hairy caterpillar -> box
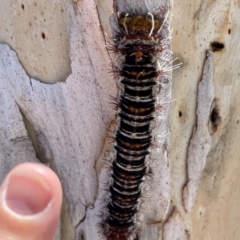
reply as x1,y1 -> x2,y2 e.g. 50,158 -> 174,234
98,7 -> 172,240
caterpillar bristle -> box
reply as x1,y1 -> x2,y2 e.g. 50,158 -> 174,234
98,220 -> 136,240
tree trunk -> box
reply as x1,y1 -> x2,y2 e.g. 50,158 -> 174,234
0,0 -> 240,239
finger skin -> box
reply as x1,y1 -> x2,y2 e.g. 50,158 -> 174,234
0,163 -> 62,240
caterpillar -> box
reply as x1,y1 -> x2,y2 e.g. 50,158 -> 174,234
99,8 -> 172,240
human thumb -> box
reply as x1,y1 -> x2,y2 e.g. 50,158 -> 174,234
0,163 -> 62,240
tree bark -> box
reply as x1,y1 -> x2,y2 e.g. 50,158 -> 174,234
1,0 -> 240,239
